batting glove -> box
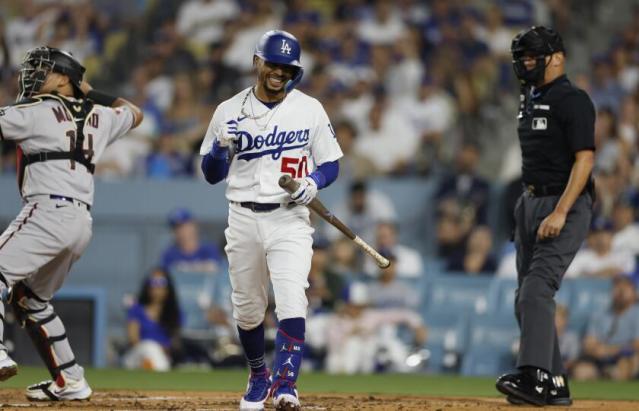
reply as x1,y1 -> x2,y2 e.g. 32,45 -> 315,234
218,120 -> 239,147
291,176 -> 318,205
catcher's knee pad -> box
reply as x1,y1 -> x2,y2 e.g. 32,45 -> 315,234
9,283 -> 77,381
0,271 -> 9,323
0,270 -> 9,291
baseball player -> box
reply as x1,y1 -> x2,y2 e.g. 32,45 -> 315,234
0,47 -> 143,400
200,30 -> 342,411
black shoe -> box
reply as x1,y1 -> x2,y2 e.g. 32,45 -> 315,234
507,373 -> 573,406
496,369 -> 548,406
547,374 -> 572,406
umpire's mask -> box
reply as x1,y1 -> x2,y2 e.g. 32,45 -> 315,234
511,26 -> 565,86
17,46 -> 85,101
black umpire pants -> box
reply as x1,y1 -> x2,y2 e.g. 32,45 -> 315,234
513,191 -> 592,374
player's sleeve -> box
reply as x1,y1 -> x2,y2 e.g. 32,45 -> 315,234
310,102 -> 343,165
563,90 -> 596,153
126,304 -> 144,323
200,106 -> 225,155
106,106 -> 136,145
0,105 -> 32,142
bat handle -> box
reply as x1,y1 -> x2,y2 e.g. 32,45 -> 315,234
279,175 -> 296,193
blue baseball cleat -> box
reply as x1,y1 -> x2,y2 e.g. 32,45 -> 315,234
271,380 -> 301,411
239,370 -> 271,411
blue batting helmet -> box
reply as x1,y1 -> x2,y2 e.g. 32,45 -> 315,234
254,30 -> 304,93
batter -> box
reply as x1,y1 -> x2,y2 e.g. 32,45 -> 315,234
200,30 -> 342,411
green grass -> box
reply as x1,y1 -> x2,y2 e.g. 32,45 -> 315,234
2,367 -> 638,401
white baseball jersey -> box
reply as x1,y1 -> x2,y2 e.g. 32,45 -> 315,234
0,94 -> 134,205
199,87 -> 343,203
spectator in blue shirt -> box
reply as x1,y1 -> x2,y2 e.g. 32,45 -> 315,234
123,268 -> 182,371
161,208 -> 223,275
572,276 -> 639,380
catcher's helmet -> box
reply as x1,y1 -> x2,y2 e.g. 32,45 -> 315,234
17,46 -> 86,100
254,30 -> 303,93
511,26 -> 564,86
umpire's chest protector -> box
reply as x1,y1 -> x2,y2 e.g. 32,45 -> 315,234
517,77 -> 580,182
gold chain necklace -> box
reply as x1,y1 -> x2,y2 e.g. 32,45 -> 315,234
240,87 -> 283,130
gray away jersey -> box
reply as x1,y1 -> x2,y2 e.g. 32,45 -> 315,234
0,94 -> 134,205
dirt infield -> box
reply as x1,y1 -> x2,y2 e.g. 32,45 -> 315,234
0,390 -> 638,410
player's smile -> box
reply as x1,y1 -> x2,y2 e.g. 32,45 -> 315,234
267,73 -> 287,89
259,61 -> 295,95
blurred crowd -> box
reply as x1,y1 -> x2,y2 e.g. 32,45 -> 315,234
0,0 -> 635,182
1,0 -> 639,378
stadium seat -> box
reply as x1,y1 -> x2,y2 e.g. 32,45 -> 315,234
556,281 -> 573,307
422,310 -> 469,351
487,277 -> 573,313
421,310 -> 469,373
461,313 -> 519,376
566,278 -> 612,316
461,346 -> 516,376
396,276 -> 422,291
423,276 -> 493,315
567,312 -> 590,336
422,256 -> 446,277
422,344 -> 446,374
487,278 -> 518,313
171,265 -> 231,332
173,271 -> 210,330
466,313 -> 519,352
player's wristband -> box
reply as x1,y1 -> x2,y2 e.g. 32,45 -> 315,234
86,89 -> 118,106
310,160 -> 339,189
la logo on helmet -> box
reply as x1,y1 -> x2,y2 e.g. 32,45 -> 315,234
281,39 -> 291,55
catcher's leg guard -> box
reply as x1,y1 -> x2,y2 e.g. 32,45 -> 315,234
0,272 -> 9,348
0,272 -> 18,381
9,282 -> 84,385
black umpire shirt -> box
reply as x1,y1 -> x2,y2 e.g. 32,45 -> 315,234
518,74 -> 596,186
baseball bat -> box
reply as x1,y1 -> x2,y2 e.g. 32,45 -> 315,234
279,175 -> 391,269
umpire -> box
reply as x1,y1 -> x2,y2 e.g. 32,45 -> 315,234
496,27 -> 595,406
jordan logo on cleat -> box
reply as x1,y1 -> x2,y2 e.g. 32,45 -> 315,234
283,356 -> 294,367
